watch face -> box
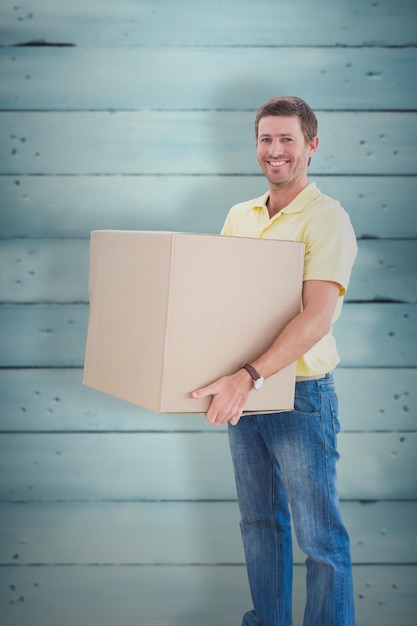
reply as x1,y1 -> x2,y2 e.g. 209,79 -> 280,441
254,377 -> 264,390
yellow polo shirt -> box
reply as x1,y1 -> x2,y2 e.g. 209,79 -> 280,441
221,182 -> 358,377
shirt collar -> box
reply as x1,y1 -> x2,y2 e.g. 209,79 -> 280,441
252,182 -> 320,216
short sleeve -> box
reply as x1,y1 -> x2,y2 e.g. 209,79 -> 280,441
303,204 -> 358,296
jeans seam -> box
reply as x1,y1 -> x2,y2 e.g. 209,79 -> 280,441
270,462 -> 282,625
270,459 -> 281,617
321,388 -> 346,624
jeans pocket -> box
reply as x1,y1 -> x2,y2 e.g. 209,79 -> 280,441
294,388 -> 321,416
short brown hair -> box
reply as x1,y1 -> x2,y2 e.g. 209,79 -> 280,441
255,96 -> 318,143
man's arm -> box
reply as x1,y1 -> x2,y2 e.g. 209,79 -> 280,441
191,279 -> 341,426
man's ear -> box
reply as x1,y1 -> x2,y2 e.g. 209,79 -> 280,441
307,136 -> 319,166
310,136 -> 319,155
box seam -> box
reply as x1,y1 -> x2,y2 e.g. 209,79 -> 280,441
159,233 -> 176,412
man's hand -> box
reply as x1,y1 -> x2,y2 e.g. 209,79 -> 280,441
191,368 -> 253,426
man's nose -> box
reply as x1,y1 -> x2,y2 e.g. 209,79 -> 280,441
268,139 -> 282,156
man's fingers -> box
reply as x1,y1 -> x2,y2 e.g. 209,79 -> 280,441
190,383 -> 216,399
229,414 -> 241,426
191,376 -> 244,426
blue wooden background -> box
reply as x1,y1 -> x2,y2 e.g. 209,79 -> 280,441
0,1 -> 416,625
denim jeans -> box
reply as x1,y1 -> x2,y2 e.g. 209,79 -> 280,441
228,374 -> 355,626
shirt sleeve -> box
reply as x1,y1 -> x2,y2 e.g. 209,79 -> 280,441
303,204 -> 358,296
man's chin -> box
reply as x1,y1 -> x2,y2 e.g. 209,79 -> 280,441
267,175 -> 292,187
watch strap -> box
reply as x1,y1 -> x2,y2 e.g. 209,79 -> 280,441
241,362 -> 262,383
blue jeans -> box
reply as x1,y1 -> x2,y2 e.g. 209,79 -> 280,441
228,374 -> 355,626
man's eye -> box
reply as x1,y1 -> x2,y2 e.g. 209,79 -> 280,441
260,137 -> 271,143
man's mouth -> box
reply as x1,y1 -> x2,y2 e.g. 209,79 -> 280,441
267,159 -> 289,167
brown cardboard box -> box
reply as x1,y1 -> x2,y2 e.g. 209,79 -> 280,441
83,231 -> 305,414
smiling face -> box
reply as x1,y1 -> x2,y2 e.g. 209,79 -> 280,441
257,115 -> 318,190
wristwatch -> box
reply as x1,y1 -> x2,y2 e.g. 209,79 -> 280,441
241,363 -> 265,390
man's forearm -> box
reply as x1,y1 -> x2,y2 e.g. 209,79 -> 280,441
251,306 -> 332,379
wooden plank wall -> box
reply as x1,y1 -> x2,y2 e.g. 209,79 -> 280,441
0,1 -> 416,624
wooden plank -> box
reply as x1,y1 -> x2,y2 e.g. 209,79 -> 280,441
334,368 -> 416,432
334,304 -> 417,367
0,304 -> 88,368
0,432 -> 415,501
353,566 -> 417,626
1,174 -> 258,238
0,368 -> 415,433
351,240 -> 417,303
1,175 -> 416,239
320,177 -> 417,240
0,0 -> 415,46
2,47 -> 416,111
0,367 -> 208,432
0,501 -> 415,565
0,303 -> 416,368
1,111 -> 416,175
0,564 -> 415,626
2,239 -> 416,304
0,564 -> 251,626
0,239 -> 90,303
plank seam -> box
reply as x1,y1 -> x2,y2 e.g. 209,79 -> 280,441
1,108 -> 417,113
5,43 -> 417,50
1,173 -> 417,178
0,498 -> 414,504
0,429 -> 415,435
0,561 -> 415,567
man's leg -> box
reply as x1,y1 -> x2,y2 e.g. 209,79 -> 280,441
228,414 -> 294,626
257,375 -> 355,626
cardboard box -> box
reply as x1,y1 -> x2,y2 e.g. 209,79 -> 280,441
83,231 -> 305,414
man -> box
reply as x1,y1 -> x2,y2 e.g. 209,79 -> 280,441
192,97 -> 357,626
